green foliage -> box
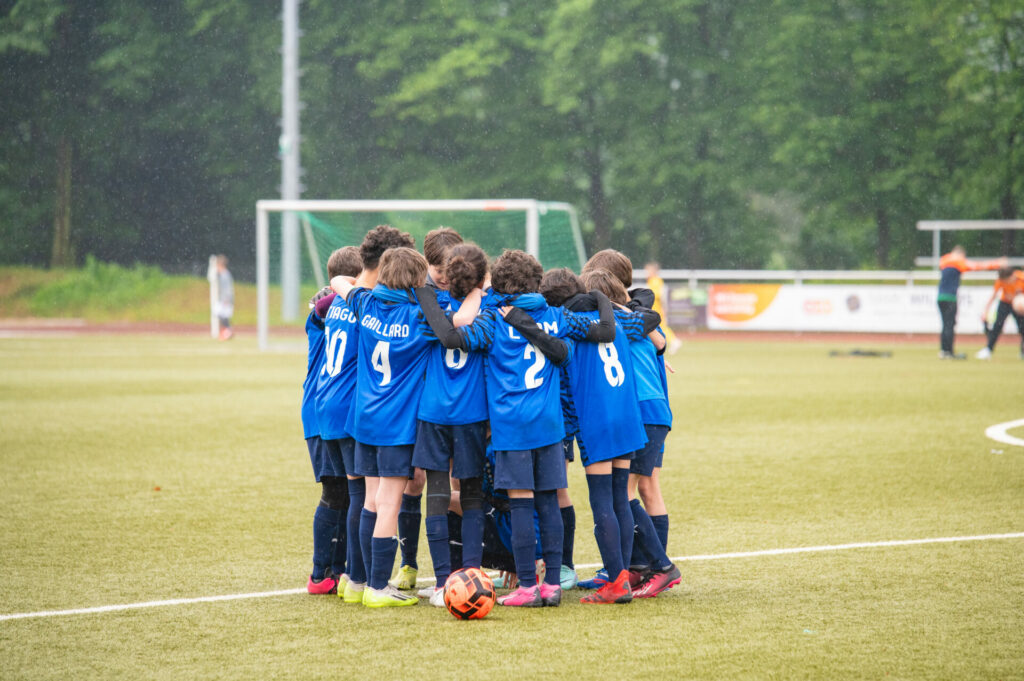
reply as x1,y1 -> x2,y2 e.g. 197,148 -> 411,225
29,255 -> 170,315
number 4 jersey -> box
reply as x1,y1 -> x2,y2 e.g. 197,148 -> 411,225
343,285 -> 438,446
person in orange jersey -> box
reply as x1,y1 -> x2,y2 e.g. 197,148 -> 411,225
976,267 -> 1024,360
936,246 -> 1005,359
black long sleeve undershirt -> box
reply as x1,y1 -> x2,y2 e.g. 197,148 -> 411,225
501,307 -> 570,365
415,286 -> 466,350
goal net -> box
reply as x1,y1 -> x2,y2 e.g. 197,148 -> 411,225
255,199 -> 587,350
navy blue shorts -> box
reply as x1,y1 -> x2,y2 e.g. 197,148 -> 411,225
354,441 -> 414,479
575,433 -> 635,468
412,420 -> 487,479
562,437 -> 575,463
307,436 -> 347,482
340,439 -> 358,478
630,424 -> 670,476
494,442 -> 567,492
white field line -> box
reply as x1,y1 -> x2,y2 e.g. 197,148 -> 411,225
985,419 -> 1024,448
3,531 -> 1023,622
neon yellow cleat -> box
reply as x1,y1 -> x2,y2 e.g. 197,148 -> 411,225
334,573 -> 350,599
389,565 -> 418,590
341,580 -> 365,604
363,585 -> 418,608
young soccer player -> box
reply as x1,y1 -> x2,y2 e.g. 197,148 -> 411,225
419,249 -> 615,607
391,226 -> 467,590
583,249 -> 680,597
406,243 -> 490,606
328,226 -> 416,605
976,267 -> 1024,359
332,246 -> 467,607
936,246 -> 1006,359
580,268 -> 681,599
305,246 -> 364,597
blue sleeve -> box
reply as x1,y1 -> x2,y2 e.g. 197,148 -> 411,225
458,308 -> 496,351
614,309 -> 646,342
347,287 -> 369,319
561,309 -> 596,341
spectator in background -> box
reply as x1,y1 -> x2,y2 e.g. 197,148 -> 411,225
644,262 -> 681,354
976,266 -> 1024,360
936,246 -> 1005,359
216,255 -> 234,341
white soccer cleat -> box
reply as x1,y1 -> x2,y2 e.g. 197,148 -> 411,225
975,347 -> 992,360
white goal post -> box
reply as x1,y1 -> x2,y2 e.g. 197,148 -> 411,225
255,198 -> 586,351
916,220 -> 1024,267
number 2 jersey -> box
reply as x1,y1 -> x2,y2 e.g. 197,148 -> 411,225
343,285 -> 438,446
458,292 -> 597,452
417,291 -> 488,426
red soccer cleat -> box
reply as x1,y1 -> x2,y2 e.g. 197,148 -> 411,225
307,570 -> 339,595
580,569 -> 632,604
632,564 -> 682,598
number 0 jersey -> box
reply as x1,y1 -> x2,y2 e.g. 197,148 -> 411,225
568,309 -> 648,463
344,285 -> 437,446
417,292 -> 488,425
315,295 -> 360,440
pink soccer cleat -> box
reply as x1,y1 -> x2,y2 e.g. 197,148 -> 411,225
497,585 -> 542,607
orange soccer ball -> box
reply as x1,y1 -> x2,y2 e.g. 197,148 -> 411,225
443,568 -> 496,620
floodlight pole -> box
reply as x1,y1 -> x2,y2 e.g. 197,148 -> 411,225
280,0 -> 302,321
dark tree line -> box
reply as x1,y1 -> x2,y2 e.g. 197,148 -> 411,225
1,0 -> 1021,279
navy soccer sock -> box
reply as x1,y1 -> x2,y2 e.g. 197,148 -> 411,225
369,536 -> 399,591
425,515 -> 451,588
585,473 -> 624,578
346,479 -> 367,583
560,505 -> 576,569
509,497 -> 538,588
611,468 -> 633,573
359,508 -> 377,587
398,493 -> 421,569
630,532 -> 651,569
461,508 -> 484,569
630,498 -> 672,570
651,514 -> 669,551
534,491 -> 563,587
312,505 -> 342,580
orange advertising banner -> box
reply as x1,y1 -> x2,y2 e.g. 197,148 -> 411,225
707,284 -> 782,322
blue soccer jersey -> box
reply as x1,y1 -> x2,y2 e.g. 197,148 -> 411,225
459,293 -> 594,451
418,293 -> 488,425
567,309 -> 648,462
343,285 -> 437,446
630,329 -> 673,428
302,311 -> 327,439
315,295 -> 361,440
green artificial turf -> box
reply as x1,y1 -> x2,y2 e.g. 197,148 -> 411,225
1,334 -> 1021,680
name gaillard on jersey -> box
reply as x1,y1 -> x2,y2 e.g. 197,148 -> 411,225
360,313 -> 410,338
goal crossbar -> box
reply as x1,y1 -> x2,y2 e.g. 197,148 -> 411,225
916,220 -> 1024,269
255,198 -> 585,351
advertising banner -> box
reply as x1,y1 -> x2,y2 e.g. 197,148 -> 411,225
707,284 -> 992,333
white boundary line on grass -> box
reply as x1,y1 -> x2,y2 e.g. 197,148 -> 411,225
3,531 -> 1023,622
985,419 -> 1024,448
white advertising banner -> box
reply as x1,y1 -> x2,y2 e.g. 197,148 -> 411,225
707,284 -> 992,333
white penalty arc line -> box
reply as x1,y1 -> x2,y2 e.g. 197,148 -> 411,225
3,531 -> 1023,622
985,419 -> 1024,448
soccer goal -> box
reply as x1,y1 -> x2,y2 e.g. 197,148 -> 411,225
255,199 -> 587,350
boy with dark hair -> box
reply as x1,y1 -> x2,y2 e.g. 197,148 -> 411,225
423,226 -> 464,290
976,267 -> 1024,359
303,246 -> 362,595
419,249 -> 616,607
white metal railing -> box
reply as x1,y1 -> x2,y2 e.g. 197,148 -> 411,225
632,269 -> 999,288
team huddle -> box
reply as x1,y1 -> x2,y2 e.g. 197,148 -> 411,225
301,225 -> 679,609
